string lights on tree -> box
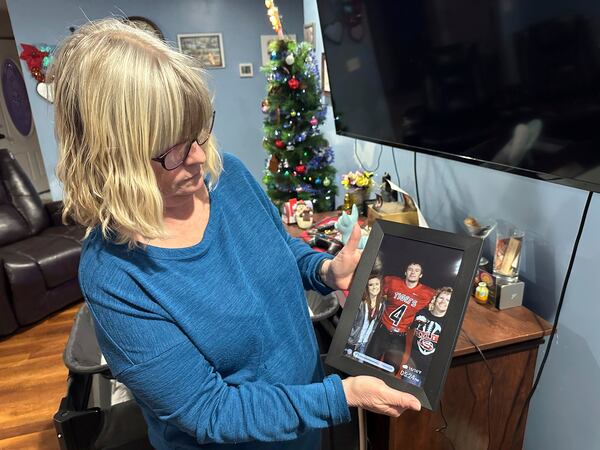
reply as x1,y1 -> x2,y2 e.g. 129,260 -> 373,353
260,1 -> 337,212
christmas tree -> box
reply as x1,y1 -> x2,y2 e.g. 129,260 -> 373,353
260,39 -> 337,212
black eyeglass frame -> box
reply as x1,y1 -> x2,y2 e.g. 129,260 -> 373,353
151,110 -> 216,171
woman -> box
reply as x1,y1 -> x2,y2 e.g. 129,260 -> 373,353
347,273 -> 385,354
399,287 -> 453,385
51,19 -> 420,449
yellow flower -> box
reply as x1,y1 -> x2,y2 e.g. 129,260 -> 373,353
341,170 -> 375,190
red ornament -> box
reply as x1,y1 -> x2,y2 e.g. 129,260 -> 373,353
275,139 -> 285,149
288,76 -> 300,90
19,44 -> 48,72
295,164 -> 306,174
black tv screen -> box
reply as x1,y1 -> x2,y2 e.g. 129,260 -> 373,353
317,0 -> 600,192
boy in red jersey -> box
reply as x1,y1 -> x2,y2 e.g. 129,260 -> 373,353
366,263 -> 435,372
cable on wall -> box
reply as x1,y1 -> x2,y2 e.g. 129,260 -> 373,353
354,140 -> 383,173
510,190 -> 593,449
413,151 -> 421,208
391,147 -> 401,186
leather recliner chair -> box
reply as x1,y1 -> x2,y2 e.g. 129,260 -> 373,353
0,149 -> 85,337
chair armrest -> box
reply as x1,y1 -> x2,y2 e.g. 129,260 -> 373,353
0,260 -> 19,336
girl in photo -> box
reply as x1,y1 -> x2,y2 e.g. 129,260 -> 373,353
347,272 -> 386,355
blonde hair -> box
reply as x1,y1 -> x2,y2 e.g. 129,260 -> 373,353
429,287 -> 453,311
51,18 -> 222,246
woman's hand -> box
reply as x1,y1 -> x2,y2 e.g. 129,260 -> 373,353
342,376 -> 421,417
320,223 -> 362,290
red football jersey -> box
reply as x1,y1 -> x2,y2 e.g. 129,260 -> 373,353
380,276 -> 435,333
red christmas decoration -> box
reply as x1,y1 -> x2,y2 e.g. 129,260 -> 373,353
295,164 -> 306,174
287,76 -> 300,90
30,67 -> 44,82
19,44 -> 48,72
275,139 -> 285,149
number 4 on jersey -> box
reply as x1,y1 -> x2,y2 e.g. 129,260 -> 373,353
389,304 -> 407,327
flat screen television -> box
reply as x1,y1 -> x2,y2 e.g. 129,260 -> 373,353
317,0 -> 600,192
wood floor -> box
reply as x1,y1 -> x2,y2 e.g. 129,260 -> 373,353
0,302 -> 82,450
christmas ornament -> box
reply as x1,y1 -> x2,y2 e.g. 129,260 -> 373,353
315,177 -> 322,185
261,99 -> 269,113
290,110 -> 296,117
19,43 -> 55,83
288,77 -> 300,90
283,159 -> 290,168
323,177 -> 331,187
295,164 -> 306,174
310,116 -> 318,126
286,144 -> 295,151
268,155 -> 279,173
275,139 -> 285,149
285,53 -> 295,65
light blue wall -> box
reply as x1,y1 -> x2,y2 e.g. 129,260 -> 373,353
304,0 -> 599,449
6,0 -> 304,199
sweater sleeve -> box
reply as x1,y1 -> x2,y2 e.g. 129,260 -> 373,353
226,154 -> 334,294
87,299 -> 350,445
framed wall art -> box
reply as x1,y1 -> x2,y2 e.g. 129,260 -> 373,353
303,23 -> 316,47
177,33 -> 225,69
239,63 -> 253,78
326,220 -> 482,410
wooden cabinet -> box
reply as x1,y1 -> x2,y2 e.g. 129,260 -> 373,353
368,301 -> 552,450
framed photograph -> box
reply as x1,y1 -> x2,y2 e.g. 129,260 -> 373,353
177,33 -> 225,69
260,34 -> 297,66
321,53 -> 330,94
326,220 -> 482,410
239,63 -> 253,78
304,22 -> 316,47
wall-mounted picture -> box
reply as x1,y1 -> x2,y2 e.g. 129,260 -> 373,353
177,33 -> 225,69
321,53 -> 330,94
304,23 -> 316,47
239,63 -> 253,78
260,34 -> 296,66
326,220 -> 482,410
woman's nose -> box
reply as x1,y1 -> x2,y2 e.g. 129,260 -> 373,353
185,141 -> 206,164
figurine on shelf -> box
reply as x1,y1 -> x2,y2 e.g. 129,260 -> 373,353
381,173 -> 398,203
294,200 -> 314,229
335,204 -> 369,249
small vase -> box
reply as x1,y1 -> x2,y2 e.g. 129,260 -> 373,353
347,188 -> 368,214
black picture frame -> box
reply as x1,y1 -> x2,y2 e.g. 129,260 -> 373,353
325,220 -> 482,410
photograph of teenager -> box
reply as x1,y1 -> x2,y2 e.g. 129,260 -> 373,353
400,287 -> 453,385
51,19 -> 420,450
367,262 -> 435,372
346,272 -> 386,355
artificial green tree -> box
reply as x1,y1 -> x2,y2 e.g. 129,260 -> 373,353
261,39 -> 337,213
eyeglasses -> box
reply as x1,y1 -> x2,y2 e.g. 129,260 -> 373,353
152,110 -> 216,171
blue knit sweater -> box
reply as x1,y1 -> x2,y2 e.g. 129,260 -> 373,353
79,153 -> 350,449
